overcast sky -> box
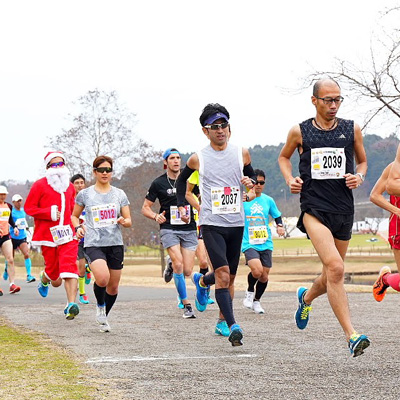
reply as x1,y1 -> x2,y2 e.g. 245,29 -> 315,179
0,1 -> 392,182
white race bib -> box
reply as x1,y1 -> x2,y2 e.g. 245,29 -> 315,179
211,186 -> 241,214
170,205 -> 191,225
0,208 -> 10,221
50,225 -> 73,245
249,225 -> 268,244
91,203 -> 118,228
311,147 -> 346,180
15,218 -> 27,229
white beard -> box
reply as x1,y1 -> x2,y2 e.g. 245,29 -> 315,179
46,167 -> 71,193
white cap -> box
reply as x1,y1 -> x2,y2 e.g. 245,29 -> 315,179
0,185 -> 8,194
44,151 -> 65,167
12,194 -> 23,202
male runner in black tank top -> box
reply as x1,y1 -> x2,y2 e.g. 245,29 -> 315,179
278,78 -> 370,357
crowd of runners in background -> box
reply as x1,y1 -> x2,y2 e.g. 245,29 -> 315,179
2,78 -> 400,356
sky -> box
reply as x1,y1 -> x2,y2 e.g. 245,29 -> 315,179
0,1 -> 394,182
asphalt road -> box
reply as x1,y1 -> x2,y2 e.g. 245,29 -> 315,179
1,279 -> 400,399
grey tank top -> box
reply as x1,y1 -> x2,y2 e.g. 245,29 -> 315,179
198,143 -> 244,227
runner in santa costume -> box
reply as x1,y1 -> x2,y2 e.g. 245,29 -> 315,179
24,151 -> 80,320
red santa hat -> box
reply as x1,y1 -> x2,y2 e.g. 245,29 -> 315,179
44,151 -> 65,167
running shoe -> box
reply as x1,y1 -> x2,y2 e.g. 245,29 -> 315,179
182,303 -> 196,319
0,288 -> 3,296
177,295 -> 184,309
295,287 -> 312,330
96,305 -> 107,325
163,256 -> 173,283
348,333 -> 371,357
252,300 -> 265,314
37,272 -> 49,298
3,267 -> 8,281
26,275 -> 36,283
207,286 -> 215,304
228,324 -> 243,346
99,320 -> 111,333
79,294 -> 90,304
372,266 -> 391,302
85,265 -> 91,285
9,283 -> 21,294
215,320 -> 230,337
65,302 -> 80,320
243,290 -> 254,309
191,272 -> 208,312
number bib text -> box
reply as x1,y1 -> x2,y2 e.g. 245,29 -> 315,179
311,147 -> 346,180
248,225 -> 268,244
211,186 -> 241,214
170,205 -> 191,225
91,203 -> 118,228
50,225 -> 73,245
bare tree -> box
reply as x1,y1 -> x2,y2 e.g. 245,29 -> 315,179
306,5 -> 400,132
49,89 -> 160,177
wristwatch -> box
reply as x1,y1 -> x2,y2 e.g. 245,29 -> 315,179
356,173 -> 365,182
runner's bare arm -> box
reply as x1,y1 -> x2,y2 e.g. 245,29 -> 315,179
345,123 -> 367,189
278,125 -> 303,193
186,182 -> 200,212
117,205 -> 132,227
387,144 -> 400,196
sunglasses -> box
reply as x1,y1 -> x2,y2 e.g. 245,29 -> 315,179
204,122 -> 229,130
95,167 -> 113,173
48,161 -> 65,168
255,180 -> 265,185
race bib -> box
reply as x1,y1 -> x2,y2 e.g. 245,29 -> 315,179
311,147 -> 346,180
50,225 -> 73,245
0,208 -> 10,221
249,225 -> 268,244
91,203 -> 118,228
170,205 -> 191,225
211,186 -> 241,214
15,218 -> 27,229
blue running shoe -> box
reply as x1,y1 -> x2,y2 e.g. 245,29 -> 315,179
3,267 -> 8,281
85,265 -> 92,285
348,333 -> 370,357
215,320 -> 230,337
177,295 -> 184,309
65,302 -> 80,320
207,286 -> 215,304
79,294 -> 90,304
37,272 -> 49,298
228,324 -> 243,346
191,272 -> 208,312
26,275 -> 36,283
295,287 -> 312,330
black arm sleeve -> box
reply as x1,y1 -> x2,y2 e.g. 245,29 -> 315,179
7,203 -> 16,228
176,165 -> 196,207
275,216 -> 283,225
243,163 -> 257,183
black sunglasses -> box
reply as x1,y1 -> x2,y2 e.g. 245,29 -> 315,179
255,180 -> 265,185
95,167 -> 113,173
204,122 -> 229,130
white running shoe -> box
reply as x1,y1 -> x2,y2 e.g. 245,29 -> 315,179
96,305 -> 107,325
99,320 -> 111,333
252,300 -> 265,314
243,290 -> 254,309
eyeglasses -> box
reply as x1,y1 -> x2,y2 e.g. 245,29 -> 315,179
95,167 -> 113,173
255,180 -> 265,185
204,122 -> 229,130
48,161 -> 65,168
315,96 -> 344,105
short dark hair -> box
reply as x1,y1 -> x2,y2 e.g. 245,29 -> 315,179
254,169 -> 265,179
313,78 -> 341,97
70,174 -> 85,183
199,103 -> 230,126
93,155 -> 113,169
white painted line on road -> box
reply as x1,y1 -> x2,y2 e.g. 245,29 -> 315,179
86,353 -> 257,364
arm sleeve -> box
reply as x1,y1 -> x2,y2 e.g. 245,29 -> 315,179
274,216 -> 283,225
176,165 -> 196,207
7,203 -> 16,228
243,163 -> 257,183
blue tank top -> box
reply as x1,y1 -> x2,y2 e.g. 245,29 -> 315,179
10,207 -> 28,239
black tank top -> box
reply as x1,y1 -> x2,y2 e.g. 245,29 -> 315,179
298,118 -> 354,214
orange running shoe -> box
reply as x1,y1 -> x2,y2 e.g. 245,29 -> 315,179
9,283 -> 21,294
0,288 -> 3,296
373,266 -> 391,302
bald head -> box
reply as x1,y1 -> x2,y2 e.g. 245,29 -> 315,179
313,78 -> 341,97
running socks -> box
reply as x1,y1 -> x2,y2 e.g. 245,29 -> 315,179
173,272 -> 188,301
203,272 -> 215,286
383,273 -> 400,291
78,276 -> 85,295
200,268 -> 209,275
247,272 -> 258,292
215,288 -> 235,327
255,280 -> 268,301
105,292 -> 118,315
24,258 -> 32,276
93,282 -> 106,306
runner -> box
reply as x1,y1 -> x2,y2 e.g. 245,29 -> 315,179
141,148 -> 197,319
242,169 -> 285,314
278,78 -> 370,357
72,155 -> 132,332
370,162 -> 400,300
0,185 -> 21,295
24,152 -> 79,320
71,173 -> 90,304
387,144 -> 400,195
176,103 -> 256,345
3,194 -> 36,283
